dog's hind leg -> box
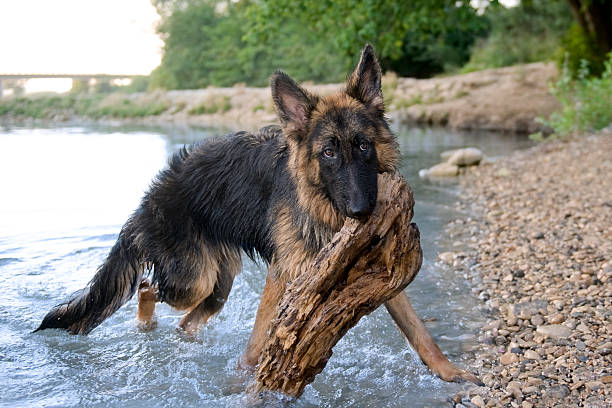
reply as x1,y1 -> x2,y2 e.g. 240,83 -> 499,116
385,291 -> 483,385
137,279 -> 158,331
178,268 -> 235,333
177,250 -> 240,334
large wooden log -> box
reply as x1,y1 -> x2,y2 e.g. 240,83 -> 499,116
253,172 -> 423,397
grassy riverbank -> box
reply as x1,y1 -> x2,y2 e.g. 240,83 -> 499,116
0,63 -> 559,133
445,129 -> 611,407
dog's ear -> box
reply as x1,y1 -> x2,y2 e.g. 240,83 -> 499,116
271,71 -> 317,133
346,44 -> 384,117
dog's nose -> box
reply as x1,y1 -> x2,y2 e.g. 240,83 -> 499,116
347,200 -> 374,218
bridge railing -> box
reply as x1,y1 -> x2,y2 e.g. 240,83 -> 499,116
0,74 -> 144,97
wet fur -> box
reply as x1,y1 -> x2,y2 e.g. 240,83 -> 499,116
36,44 -> 398,335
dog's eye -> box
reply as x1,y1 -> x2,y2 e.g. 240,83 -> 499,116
359,142 -> 368,152
323,148 -> 335,158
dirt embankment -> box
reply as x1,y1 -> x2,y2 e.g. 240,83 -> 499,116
1,63 -> 559,133
444,130 -> 611,407
388,62 -> 559,133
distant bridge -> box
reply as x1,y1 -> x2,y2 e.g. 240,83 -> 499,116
0,74 -> 145,97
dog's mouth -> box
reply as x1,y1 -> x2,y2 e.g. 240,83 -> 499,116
346,212 -> 371,222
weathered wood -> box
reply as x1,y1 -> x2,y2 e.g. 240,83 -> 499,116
253,172 -> 423,397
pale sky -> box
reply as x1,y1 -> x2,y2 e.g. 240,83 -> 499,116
0,0 -> 162,92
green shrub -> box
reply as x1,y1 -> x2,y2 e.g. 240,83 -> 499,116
539,53 -> 612,138
88,98 -> 170,118
0,94 -> 169,119
0,95 -> 78,118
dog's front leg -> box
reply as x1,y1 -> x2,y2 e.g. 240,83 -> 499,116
239,273 -> 286,369
384,291 -> 482,385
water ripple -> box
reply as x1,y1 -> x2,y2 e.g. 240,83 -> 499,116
0,125 -> 531,407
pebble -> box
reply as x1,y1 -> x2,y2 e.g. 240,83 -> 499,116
470,395 -> 485,408
547,385 -> 570,399
482,320 -> 501,331
522,385 -> 538,394
506,381 -> 523,399
551,299 -> 563,308
524,350 -> 540,360
547,313 -> 564,324
512,300 -> 548,319
576,323 -> 590,334
585,381 -> 604,391
536,325 -> 571,339
530,314 -> 544,326
500,352 -> 518,365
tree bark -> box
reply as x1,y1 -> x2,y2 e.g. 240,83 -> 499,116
567,0 -> 612,54
253,172 -> 423,397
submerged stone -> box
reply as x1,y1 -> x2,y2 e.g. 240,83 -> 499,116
447,147 -> 484,166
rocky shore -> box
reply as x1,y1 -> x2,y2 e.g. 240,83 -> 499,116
442,130 -> 611,407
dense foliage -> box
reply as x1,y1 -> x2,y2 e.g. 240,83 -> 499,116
148,0 -> 612,88
149,0 -> 489,87
246,0 -> 489,77
149,0 -> 347,89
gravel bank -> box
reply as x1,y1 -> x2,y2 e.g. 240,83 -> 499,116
443,130 -> 611,407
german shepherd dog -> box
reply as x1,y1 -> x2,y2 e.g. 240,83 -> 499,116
36,45 -> 479,385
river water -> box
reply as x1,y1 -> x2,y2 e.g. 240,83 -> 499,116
0,124 -> 531,407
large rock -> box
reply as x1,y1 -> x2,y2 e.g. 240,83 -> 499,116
447,147 -> 483,166
440,148 -> 461,161
420,162 -> 459,177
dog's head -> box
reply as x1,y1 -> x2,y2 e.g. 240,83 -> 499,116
271,44 -> 398,222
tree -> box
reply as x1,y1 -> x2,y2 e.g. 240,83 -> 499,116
150,0 -> 347,89
245,0 -> 487,65
463,0 -> 573,72
567,0 -> 612,55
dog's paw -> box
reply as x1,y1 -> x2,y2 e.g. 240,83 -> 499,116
436,365 -> 483,386
137,319 -> 158,332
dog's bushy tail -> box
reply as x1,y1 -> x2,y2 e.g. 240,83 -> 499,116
35,233 -> 142,335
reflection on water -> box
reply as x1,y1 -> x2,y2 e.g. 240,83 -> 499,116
0,124 -> 532,407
